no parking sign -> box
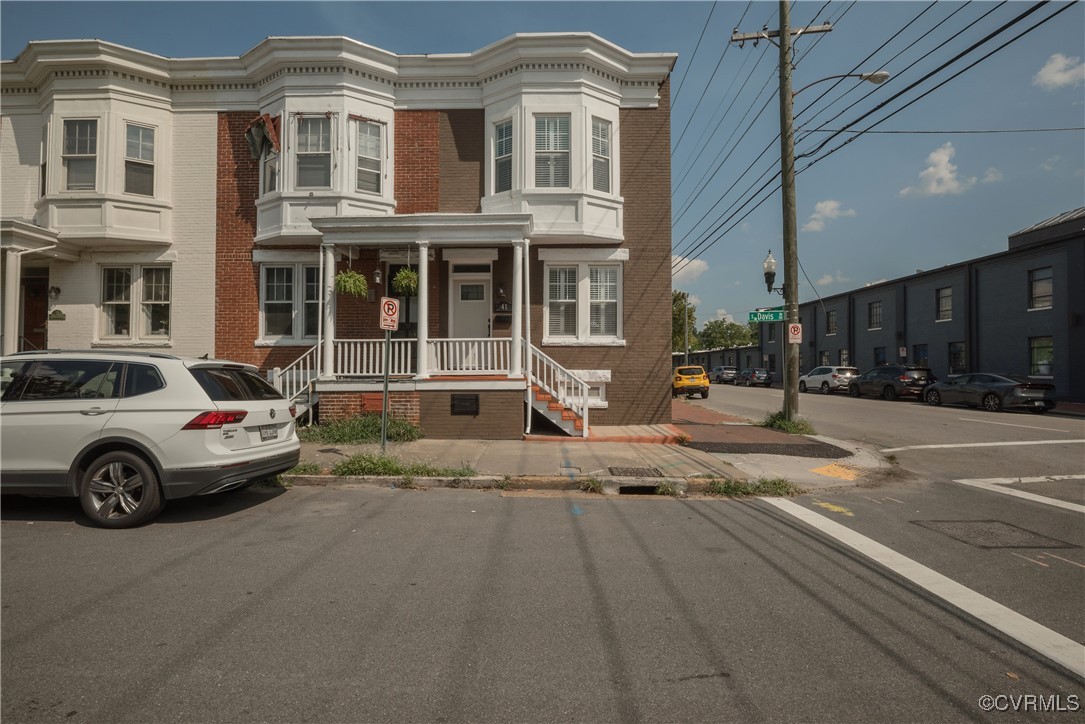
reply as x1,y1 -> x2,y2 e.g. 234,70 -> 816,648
379,297 -> 400,331
787,323 -> 802,344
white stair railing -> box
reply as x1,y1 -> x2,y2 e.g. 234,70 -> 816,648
528,343 -> 589,437
269,344 -> 319,404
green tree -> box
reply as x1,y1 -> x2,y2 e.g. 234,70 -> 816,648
672,291 -> 700,353
700,319 -> 755,349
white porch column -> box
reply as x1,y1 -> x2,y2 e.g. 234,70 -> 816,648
415,240 -> 430,379
321,244 -> 336,379
2,248 -> 23,356
510,239 -> 524,376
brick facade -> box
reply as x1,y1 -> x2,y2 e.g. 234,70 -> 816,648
395,110 -> 440,214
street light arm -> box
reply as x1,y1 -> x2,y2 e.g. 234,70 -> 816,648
793,71 -> 889,96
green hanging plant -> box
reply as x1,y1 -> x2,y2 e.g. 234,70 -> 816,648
334,269 -> 368,297
392,266 -> 419,296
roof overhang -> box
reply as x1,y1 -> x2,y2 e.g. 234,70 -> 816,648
310,213 -> 534,246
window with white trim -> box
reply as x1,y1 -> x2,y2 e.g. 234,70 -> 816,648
63,119 -> 97,191
262,149 -> 279,195
356,120 -> 382,194
124,123 -> 155,196
535,115 -> 570,188
100,265 -> 171,340
495,120 -> 512,193
296,116 -> 331,188
592,118 -> 611,193
261,264 -> 320,341
544,262 -> 623,343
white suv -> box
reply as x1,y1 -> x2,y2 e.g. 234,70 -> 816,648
0,351 -> 300,528
798,366 -> 860,394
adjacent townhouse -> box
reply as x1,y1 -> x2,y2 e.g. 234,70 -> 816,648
1,34 -> 677,438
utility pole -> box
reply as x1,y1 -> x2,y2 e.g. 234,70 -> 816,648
731,1 -> 831,422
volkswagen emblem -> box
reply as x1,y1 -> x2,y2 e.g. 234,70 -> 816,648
269,408 -> 276,419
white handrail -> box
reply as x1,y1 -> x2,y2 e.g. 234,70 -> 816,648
528,343 -> 589,437
269,344 -> 319,403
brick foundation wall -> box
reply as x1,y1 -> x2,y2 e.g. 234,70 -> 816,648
419,390 -> 524,439
318,391 -> 421,425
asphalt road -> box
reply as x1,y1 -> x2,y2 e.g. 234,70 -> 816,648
3,485 -> 1082,723
698,383 -> 1085,483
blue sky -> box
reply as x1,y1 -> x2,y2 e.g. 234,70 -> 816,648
3,1 -> 1083,326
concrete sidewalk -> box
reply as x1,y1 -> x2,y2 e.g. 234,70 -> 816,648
293,400 -> 888,493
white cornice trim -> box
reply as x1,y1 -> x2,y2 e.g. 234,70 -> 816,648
538,248 -> 629,262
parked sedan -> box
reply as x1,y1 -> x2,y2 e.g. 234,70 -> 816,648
925,373 -> 1056,413
735,368 -> 773,387
799,366 -> 859,394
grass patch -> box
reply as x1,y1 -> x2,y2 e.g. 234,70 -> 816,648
297,414 -> 422,444
655,481 -> 679,497
759,411 -> 816,436
578,477 -> 604,494
330,453 -> 474,478
286,461 -> 323,476
706,477 -> 806,497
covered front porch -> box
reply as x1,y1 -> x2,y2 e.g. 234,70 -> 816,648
270,213 -> 590,437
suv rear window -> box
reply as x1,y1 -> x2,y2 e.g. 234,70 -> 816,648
676,367 -> 704,376
190,367 -> 284,401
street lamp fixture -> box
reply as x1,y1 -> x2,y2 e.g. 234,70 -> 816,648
792,70 -> 890,97
762,250 -> 784,295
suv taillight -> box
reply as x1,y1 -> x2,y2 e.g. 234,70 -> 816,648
289,404 -> 297,418
183,411 -> 248,429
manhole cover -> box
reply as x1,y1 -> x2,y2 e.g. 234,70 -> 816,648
912,520 -> 1076,549
608,467 -> 664,478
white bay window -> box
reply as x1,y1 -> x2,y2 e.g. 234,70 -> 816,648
541,248 -> 627,345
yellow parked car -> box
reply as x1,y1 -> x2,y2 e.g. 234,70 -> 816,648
672,365 -> 710,399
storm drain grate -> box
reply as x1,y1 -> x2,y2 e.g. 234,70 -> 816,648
609,467 -> 664,478
912,520 -> 1076,549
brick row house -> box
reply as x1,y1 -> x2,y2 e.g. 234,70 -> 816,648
1,34 -> 677,438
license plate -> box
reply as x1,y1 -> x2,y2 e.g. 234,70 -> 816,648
259,425 -> 277,441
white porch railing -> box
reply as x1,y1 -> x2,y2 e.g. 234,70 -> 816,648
528,343 -> 589,437
335,338 -> 416,376
268,344 -> 320,404
429,338 -> 511,375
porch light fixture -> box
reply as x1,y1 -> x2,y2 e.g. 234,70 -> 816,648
373,268 -> 382,286
48,286 -> 61,300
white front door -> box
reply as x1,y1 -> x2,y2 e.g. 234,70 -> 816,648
452,280 -> 490,338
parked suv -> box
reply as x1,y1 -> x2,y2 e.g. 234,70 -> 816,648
799,366 -> 859,394
710,366 -> 737,384
735,368 -> 773,387
672,366 -> 710,399
848,364 -> 937,401
0,351 -> 301,528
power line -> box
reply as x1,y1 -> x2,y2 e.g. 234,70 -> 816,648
803,127 -> 1085,134
671,1 -> 723,111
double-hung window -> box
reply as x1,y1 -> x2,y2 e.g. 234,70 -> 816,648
101,266 -> 171,340
356,120 -> 382,194
1029,267 -> 1052,309
936,287 -> 952,321
544,259 -> 624,343
296,116 -> 331,188
262,264 -> 320,342
63,119 -> 97,191
868,301 -> 882,329
263,149 -> 279,195
535,115 -> 570,188
1029,336 -> 1053,376
494,120 -> 513,193
826,309 -> 838,335
124,123 -> 155,196
592,118 -> 611,193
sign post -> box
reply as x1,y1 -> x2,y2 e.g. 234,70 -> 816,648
379,297 -> 400,454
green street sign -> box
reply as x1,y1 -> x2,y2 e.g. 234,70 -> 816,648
749,310 -> 786,322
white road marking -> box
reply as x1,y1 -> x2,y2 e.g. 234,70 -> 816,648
957,417 -> 1076,433
882,439 -> 1085,452
952,476 -> 1085,514
764,498 -> 1085,679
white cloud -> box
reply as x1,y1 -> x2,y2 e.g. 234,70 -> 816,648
899,142 -> 976,197
981,167 -> 1003,183
1041,156 -> 1061,172
815,270 -> 851,287
714,309 -> 734,322
671,255 -> 708,284
688,295 -> 702,307
816,274 -> 834,286
1033,53 -> 1085,90
802,199 -> 856,232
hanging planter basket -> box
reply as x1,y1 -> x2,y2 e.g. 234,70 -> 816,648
334,269 -> 368,297
392,266 -> 419,296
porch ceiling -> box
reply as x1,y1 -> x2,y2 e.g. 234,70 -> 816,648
310,212 -> 534,246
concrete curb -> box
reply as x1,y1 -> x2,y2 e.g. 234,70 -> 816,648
283,474 -> 699,496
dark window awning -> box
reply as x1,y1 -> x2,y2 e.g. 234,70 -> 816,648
244,114 -> 281,160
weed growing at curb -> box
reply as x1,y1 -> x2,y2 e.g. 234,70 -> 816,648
655,481 -> 679,496
287,461 -> 323,476
706,477 -> 806,497
579,477 -> 604,494
398,475 -> 417,490
297,414 -> 423,444
495,476 -> 512,491
759,411 -> 817,436
330,453 -> 475,478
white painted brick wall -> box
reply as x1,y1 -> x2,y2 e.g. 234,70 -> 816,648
0,110 -> 42,221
